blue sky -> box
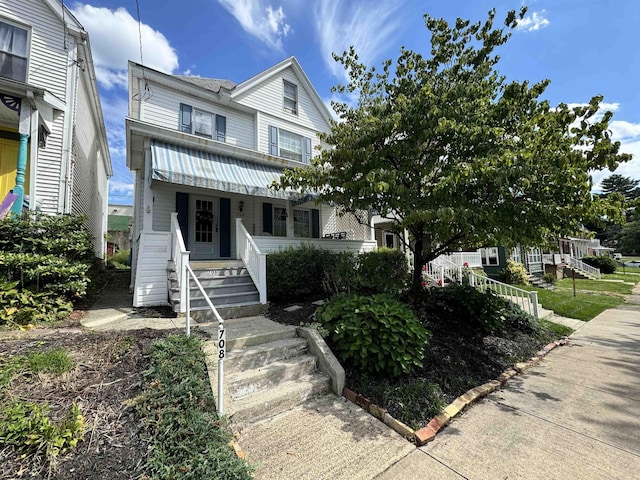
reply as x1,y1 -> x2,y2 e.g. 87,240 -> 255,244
69,0 -> 640,206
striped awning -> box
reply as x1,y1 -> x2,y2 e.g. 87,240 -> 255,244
151,141 -> 297,200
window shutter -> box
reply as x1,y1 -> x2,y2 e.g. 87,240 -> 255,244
311,209 -> 320,238
304,137 -> 312,163
216,115 -> 226,142
262,202 -> 273,234
219,197 -> 231,257
179,104 -> 192,133
269,126 -> 279,156
175,192 -> 189,246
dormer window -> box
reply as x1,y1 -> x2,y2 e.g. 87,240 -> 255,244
283,80 -> 297,115
0,20 -> 28,82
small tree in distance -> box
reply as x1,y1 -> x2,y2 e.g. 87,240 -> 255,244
275,8 -> 631,291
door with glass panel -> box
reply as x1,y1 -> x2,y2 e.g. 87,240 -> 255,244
190,197 -> 218,259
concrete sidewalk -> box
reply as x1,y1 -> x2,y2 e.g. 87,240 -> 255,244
379,308 -> 640,479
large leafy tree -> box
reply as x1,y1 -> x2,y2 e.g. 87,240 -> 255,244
276,9 -> 631,290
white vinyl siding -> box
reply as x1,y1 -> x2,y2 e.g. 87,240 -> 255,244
34,111 -> 64,214
139,82 -> 254,149
0,1 -> 70,99
235,66 -> 329,132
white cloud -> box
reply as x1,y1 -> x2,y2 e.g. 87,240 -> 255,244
516,10 -> 550,32
72,4 -> 179,89
610,121 -> 640,140
314,0 -> 405,81
109,180 -> 135,196
218,0 -> 291,50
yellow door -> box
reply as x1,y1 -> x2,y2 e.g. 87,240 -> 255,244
0,137 -> 30,202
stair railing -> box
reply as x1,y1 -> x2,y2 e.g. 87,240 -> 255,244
428,255 -> 463,284
185,264 -> 225,415
469,270 -> 539,318
171,213 -> 225,415
565,256 -> 601,280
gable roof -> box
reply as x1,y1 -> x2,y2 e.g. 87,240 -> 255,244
231,56 -> 334,126
42,0 -> 85,35
173,76 -> 236,94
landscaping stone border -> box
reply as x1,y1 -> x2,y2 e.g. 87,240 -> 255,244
342,338 -> 568,445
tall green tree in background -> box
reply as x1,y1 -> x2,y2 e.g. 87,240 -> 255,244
600,174 -> 640,201
276,9 -> 631,290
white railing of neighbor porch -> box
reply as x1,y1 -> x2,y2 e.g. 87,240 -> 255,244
170,213 -> 189,314
428,256 -> 463,284
565,256 -> 601,279
469,270 -> 539,318
447,251 -> 483,267
236,219 -> 267,304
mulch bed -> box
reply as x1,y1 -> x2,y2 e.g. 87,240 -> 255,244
0,325 -> 182,479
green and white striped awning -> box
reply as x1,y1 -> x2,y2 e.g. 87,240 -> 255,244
151,140 -> 296,200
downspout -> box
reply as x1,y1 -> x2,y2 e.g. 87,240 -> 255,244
59,39 -> 79,214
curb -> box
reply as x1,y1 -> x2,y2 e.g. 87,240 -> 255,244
342,338 -> 568,446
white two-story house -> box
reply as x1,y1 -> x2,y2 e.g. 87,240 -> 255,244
127,57 -> 376,313
0,0 -> 111,258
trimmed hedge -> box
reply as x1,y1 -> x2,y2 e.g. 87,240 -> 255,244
581,255 -> 616,274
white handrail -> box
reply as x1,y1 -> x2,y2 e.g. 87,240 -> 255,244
469,271 -> 539,318
566,256 -> 601,279
236,219 -> 267,303
185,264 -> 225,415
170,212 -> 225,415
428,256 -> 463,284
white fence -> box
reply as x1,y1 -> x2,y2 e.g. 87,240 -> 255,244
469,271 -> 539,318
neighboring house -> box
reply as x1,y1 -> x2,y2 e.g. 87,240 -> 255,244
126,58 -> 376,310
0,0 -> 111,258
107,204 -> 133,255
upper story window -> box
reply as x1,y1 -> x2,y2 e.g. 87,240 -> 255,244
283,80 -> 297,115
480,247 -> 499,266
0,20 -> 28,82
179,103 -> 226,141
269,125 -> 312,164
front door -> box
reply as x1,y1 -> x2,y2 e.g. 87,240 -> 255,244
190,196 -> 218,259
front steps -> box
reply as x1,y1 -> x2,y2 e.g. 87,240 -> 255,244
563,267 -> 597,280
527,274 -> 555,290
168,260 -> 265,319
203,317 -> 333,430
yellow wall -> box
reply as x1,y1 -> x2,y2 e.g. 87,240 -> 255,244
0,136 -> 30,202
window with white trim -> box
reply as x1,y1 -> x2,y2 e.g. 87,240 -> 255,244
273,207 -> 287,237
179,103 -> 226,141
481,247 -> 499,266
269,125 -> 312,163
0,20 -> 28,82
293,209 -> 310,238
283,80 -> 297,114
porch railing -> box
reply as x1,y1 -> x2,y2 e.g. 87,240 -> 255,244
442,252 -> 483,267
236,219 -> 267,304
565,255 -> 601,279
469,270 -> 539,318
428,256 -> 463,284
170,213 -> 189,313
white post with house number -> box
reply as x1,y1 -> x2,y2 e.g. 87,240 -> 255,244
217,324 -> 225,415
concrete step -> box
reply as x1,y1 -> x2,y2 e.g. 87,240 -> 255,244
189,282 -> 258,297
228,373 -> 330,427
192,302 -> 267,320
189,291 -> 260,307
189,274 -> 253,288
227,355 -> 318,400
226,337 -> 309,370
191,266 -> 249,278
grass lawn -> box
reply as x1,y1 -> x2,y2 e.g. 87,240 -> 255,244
555,278 -> 634,295
602,272 -> 640,282
533,288 -> 624,321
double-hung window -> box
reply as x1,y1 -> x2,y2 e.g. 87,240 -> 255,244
273,207 -> 287,237
293,209 -> 310,238
179,103 -> 226,141
269,126 -> 312,164
283,80 -> 297,114
0,20 -> 28,82
480,247 -> 499,266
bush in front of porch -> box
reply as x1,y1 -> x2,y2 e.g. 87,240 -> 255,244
266,245 -> 408,301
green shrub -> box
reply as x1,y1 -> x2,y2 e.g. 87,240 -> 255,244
107,249 -> 130,269
414,283 -> 538,335
321,252 -> 358,296
356,248 -> 409,295
499,260 -> 529,286
266,244 -> 332,300
581,255 -> 616,274
316,294 -> 429,377
543,273 -> 557,285
0,213 -> 92,327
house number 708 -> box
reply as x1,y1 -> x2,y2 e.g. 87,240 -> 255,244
218,328 -> 226,359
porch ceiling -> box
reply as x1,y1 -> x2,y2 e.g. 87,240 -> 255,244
150,140 -> 303,200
